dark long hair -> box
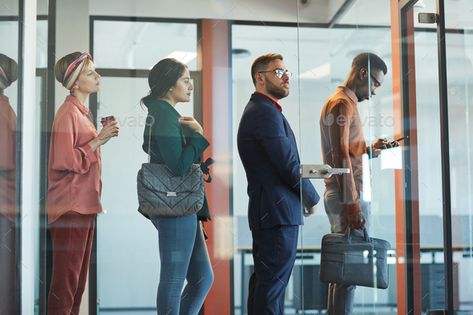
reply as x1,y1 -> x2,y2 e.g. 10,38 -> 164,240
141,58 -> 187,107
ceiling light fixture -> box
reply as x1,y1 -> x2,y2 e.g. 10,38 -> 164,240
414,0 -> 426,9
232,48 -> 251,58
300,63 -> 331,79
165,51 -> 197,64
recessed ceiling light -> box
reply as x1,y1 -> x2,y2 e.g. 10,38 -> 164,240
414,0 -> 426,9
232,48 -> 251,58
300,63 -> 331,79
165,51 -> 197,64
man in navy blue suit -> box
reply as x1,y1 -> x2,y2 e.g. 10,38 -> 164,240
237,53 -> 320,315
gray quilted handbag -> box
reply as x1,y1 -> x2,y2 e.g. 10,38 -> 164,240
137,163 -> 204,218
136,120 -> 205,218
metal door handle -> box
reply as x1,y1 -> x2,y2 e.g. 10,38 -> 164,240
301,164 -> 350,179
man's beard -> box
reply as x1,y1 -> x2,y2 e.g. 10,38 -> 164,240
265,79 -> 289,100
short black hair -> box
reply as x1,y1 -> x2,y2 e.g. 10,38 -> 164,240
352,52 -> 387,75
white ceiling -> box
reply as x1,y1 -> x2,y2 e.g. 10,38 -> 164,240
89,0 -> 345,24
3,0 -> 473,29
5,0 -> 472,93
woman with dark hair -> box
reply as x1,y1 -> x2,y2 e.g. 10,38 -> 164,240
141,58 -> 213,315
47,52 -> 119,315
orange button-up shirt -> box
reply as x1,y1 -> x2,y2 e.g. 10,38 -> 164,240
320,86 -> 366,204
0,95 -> 17,221
47,95 -> 102,224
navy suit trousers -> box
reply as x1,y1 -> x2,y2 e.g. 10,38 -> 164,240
248,225 -> 299,315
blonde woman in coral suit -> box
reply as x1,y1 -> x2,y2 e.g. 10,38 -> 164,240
47,52 -> 118,315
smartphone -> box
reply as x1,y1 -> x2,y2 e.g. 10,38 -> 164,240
100,115 -> 115,126
390,136 -> 405,146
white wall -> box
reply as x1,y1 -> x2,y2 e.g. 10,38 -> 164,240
0,0 -> 19,16
54,0 -> 90,108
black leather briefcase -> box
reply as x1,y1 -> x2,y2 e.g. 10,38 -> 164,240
319,228 -> 391,289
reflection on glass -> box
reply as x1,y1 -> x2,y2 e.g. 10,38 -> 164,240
233,23 -> 397,313
237,53 -> 320,314
445,1 -> 473,312
46,52 -> 118,314
139,58 -> 213,315
94,19 -> 198,314
412,16 -> 448,313
319,52 -> 392,314
94,21 -> 198,71
0,53 -> 18,315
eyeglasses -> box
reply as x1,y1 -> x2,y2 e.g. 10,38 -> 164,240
370,73 -> 381,87
258,68 -> 292,79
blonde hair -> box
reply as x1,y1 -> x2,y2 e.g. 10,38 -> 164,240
54,52 -> 92,84
0,53 -> 18,85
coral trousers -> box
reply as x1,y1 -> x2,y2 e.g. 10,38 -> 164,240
48,212 -> 95,315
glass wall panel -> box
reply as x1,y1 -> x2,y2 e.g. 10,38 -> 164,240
27,1 -> 473,315
445,1 -> 473,313
297,0 -> 397,313
413,2 -> 448,312
36,3 -> 49,313
401,0 -> 473,312
94,21 -> 197,71
232,23 -> 301,314
94,19 -> 197,314
96,76 -> 154,314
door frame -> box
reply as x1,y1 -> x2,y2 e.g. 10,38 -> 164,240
398,0 -> 454,313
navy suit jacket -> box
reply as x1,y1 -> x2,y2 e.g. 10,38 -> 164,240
237,93 -> 320,230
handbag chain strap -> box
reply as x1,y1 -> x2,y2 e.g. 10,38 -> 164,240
146,115 -> 186,164
146,113 -> 213,183
147,117 -> 152,163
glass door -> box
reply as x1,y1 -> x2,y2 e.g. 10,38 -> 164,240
400,0 -> 473,313
443,1 -> 473,313
92,18 -> 199,314
0,3 -> 21,314
297,1 -> 399,314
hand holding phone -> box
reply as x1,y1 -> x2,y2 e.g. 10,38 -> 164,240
389,136 -> 405,147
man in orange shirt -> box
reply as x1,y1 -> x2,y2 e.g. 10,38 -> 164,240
320,53 -> 396,315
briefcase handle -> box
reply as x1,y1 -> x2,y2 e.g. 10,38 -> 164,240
345,227 -> 370,243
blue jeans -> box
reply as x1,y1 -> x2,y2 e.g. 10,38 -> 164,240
151,214 -> 213,315
324,189 -> 371,315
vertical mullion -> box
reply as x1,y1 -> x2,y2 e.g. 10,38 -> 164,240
436,0 -> 455,312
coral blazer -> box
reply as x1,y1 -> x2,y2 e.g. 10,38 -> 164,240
47,95 -> 102,223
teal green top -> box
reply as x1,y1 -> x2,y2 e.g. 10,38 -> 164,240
142,99 -> 211,221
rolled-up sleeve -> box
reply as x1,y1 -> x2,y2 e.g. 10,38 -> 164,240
50,113 -> 98,174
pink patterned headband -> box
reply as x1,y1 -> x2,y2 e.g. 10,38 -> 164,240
0,65 -> 11,90
62,52 -> 92,90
